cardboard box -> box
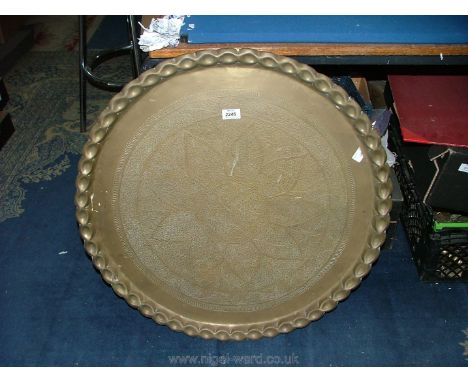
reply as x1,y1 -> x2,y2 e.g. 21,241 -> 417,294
351,77 -> 371,104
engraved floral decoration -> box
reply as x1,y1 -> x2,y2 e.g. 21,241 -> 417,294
133,120 -> 345,311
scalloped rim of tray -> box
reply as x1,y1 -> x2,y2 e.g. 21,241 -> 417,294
75,48 -> 392,340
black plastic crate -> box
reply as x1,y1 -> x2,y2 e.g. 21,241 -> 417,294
388,115 -> 468,281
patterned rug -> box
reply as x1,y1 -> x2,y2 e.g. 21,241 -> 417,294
0,19 -> 133,222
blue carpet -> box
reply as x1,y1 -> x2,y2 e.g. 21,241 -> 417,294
0,155 -> 467,366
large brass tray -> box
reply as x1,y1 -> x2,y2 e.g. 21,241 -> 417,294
76,49 -> 392,340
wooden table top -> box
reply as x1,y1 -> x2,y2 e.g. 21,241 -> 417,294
148,42 -> 468,59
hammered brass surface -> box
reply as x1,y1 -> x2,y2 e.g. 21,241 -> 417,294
76,49 -> 392,340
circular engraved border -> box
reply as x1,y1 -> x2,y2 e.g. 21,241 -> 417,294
75,48 -> 392,341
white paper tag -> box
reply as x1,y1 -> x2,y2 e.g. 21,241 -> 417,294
222,109 -> 241,120
458,163 -> 468,173
352,147 -> 364,163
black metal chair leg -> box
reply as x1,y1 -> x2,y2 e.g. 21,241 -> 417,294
79,15 -> 142,133
128,15 -> 141,78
